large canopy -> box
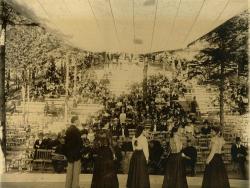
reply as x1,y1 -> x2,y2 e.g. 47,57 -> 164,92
8,0 -> 247,54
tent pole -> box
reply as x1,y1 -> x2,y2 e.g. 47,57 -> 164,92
0,0 -> 7,160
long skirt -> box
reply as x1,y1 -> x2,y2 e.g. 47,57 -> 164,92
202,154 -> 230,188
127,150 -> 150,188
91,158 -> 119,188
162,153 -> 188,188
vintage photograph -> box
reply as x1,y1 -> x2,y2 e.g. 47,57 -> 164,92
0,0 -> 249,187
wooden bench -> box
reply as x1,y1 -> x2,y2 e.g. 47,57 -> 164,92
33,149 -> 54,171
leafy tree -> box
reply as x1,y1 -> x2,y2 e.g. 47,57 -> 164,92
187,11 -> 248,125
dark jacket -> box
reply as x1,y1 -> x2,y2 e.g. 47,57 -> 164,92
182,146 -> 197,163
64,125 -> 83,163
231,143 -> 247,162
34,139 -> 46,149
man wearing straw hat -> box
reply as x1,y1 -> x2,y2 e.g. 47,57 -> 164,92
64,116 -> 83,188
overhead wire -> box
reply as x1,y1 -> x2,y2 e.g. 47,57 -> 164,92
87,0 -> 101,31
36,0 -> 60,31
87,0 -> 105,48
183,0 -> 206,43
211,0 -> 230,28
149,0 -> 159,53
108,0 -> 121,52
165,0 -> 182,47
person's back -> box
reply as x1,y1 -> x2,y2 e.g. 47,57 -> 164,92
64,116 -> 83,188
170,136 -> 182,153
64,125 -> 83,163
211,136 -> 225,154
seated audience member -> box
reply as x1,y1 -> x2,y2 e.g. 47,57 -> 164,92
182,140 -> 197,176
49,133 -> 60,150
113,140 -> 123,172
87,128 -> 95,143
185,123 -> 194,136
80,124 -> 89,135
42,133 -> 53,149
120,124 -> 129,138
81,134 -> 93,172
34,132 -> 46,149
52,134 -> 67,173
201,120 -> 211,135
231,137 -> 248,179
149,140 -> 163,172
157,141 -> 171,173
119,108 -> 127,126
121,138 -> 133,154
54,133 -> 65,154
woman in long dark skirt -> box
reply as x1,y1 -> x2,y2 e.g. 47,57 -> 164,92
162,126 -> 188,188
127,125 -> 150,188
202,126 -> 230,188
91,132 -> 119,188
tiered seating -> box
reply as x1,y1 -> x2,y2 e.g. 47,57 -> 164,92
45,97 -> 66,107
191,85 -> 220,114
20,102 -> 45,113
6,127 -> 27,150
71,104 -> 103,115
195,134 -> 210,172
128,129 -> 136,138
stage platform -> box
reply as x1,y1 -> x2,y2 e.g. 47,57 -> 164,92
1,173 -> 248,188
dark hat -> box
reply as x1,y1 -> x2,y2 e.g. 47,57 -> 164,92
38,132 -> 44,136
71,116 -> 79,124
211,126 -> 221,133
236,137 -> 241,142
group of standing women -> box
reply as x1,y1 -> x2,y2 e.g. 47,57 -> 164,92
91,125 -> 230,188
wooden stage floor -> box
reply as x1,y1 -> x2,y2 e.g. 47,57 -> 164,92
1,173 -> 249,188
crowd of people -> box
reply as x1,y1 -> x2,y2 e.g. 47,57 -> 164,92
39,116 -> 247,188
90,74 -> 193,134
5,57 -> 248,188
28,73 -> 248,180
30,112 -> 248,180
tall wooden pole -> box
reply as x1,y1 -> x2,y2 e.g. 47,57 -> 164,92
219,59 -> 225,127
0,0 -> 7,157
143,55 -> 148,102
73,59 -> 77,96
65,56 -> 70,126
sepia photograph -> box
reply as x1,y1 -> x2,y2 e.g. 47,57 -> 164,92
0,0 -> 249,187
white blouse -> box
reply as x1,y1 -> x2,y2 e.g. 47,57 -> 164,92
132,134 -> 149,161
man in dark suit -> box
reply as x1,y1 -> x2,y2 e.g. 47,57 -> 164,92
231,137 -> 248,179
182,140 -> 197,176
64,116 -> 83,188
34,132 -> 46,149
